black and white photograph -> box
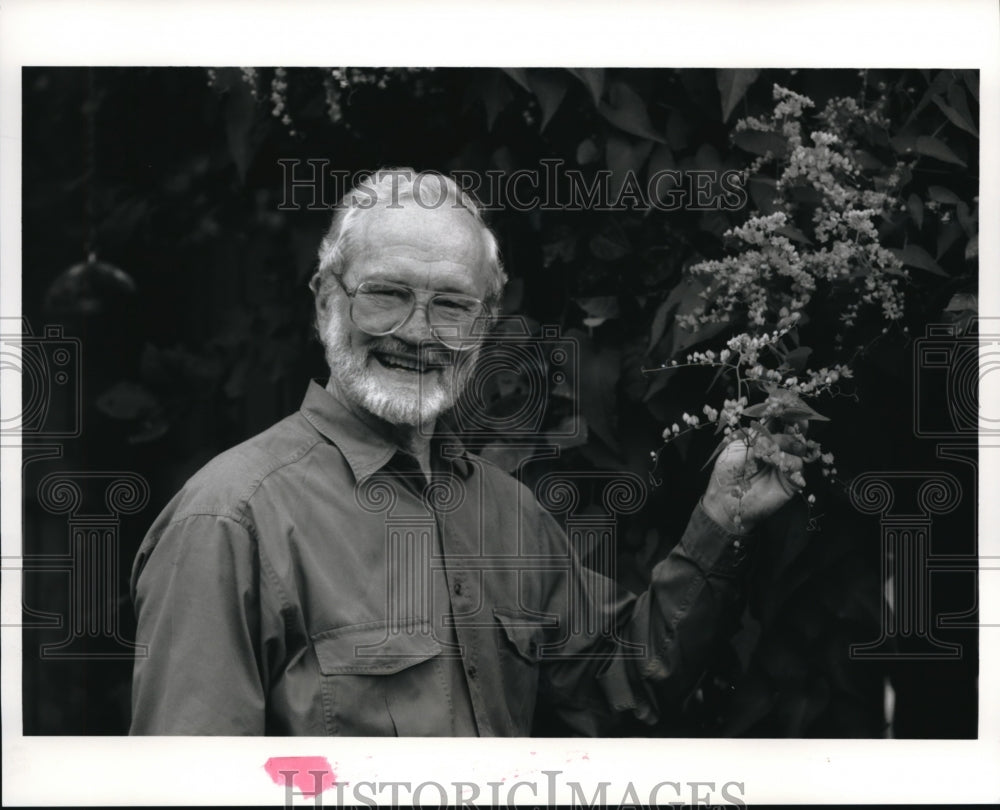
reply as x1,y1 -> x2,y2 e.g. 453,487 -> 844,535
2,1 -> 998,806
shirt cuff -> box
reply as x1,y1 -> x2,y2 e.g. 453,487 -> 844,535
680,499 -> 757,574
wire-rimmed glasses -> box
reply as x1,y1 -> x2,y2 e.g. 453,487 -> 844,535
335,275 -> 488,351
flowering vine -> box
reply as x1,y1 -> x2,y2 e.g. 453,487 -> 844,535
648,84 -> 910,520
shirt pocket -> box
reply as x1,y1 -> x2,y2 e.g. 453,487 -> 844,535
492,607 -> 549,732
312,620 -> 444,736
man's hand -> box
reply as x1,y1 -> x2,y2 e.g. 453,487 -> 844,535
701,422 -> 809,534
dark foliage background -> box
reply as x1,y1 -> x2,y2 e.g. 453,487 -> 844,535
20,67 -> 978,737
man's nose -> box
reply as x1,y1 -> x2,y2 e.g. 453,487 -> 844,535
394,298 -> 438,344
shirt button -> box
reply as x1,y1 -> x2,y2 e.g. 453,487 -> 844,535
453,582 -> 463,595
467,665 -> 477,679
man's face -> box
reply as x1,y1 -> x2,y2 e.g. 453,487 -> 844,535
319,201 -> 491,427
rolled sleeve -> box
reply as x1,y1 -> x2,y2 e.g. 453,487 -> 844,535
619,501 -> 756,721
538,500 -> 757,733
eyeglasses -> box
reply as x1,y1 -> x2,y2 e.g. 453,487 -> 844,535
334,275 -> 488,351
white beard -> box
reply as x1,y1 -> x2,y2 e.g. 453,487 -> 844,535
322,314 -> 476,427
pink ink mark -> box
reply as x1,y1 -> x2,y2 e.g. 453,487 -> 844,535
264,756 -> 338,798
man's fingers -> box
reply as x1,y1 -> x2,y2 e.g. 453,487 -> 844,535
756,447 -> 806,494
772,432 -> 807,456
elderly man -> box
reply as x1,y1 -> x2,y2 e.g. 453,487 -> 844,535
130,168 -> 806,736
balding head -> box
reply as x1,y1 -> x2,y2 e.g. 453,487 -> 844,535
310,168 -> 506,315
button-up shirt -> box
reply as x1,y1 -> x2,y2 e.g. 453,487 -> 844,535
130,381 -> 753,736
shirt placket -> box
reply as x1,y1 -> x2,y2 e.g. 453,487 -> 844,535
433,464 -> 497,737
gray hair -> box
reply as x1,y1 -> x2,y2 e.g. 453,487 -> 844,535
310,167 -> 507,312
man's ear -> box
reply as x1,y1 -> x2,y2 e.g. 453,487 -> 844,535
311,272 -> 329,334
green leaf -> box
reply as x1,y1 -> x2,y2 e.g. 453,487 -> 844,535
749,175 -> 779,215
527,71 -> 568,131
783,346 -> 813,373
935,220 -> 964,260
761,386 -> 830,422
605,134 -> 653,202
572,329 -> 622,453
501,277 -> 524,313
646,144 -> 678,208
224,356 -> 252,398
956,200 -> 977,235
775,224 -> 811,245
717,68 -> 760,122
890,244 -> 947,276
96,381 -> 158,421
947,83 -> 978,137
720,675 -> 776,736
965,233 -> 978,261
666,109 -> 691,150
647,299 -> 673,354
480,442 -> 545,473
575,296 -> 620,321
962,69 -> 979,102
890,132 -> 918,155
692,143 -> 724,173
945,292 -> 978,314
664,274 -> 731,358
599,81 -> 665,142
733,129 -> 787,157
915,135 -> 967,167
906,193 -> 924,229
589,229 -> 630,261
927,185 -> 963,206
906,70 -> 954,124
550,414 -> 590,450
931,92 -> 979,138
673,317 -> 729,358
542,230 -> 578,267
576,138 -> 599,165
641,366 -> 679,405
566,67 -> 605,106
852,150 -> 883,171
499,67 -> 531,93
224,78 -> 257,182
491,145 -> 517,173
481,72 -> 513,130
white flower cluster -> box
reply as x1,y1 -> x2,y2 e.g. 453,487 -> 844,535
270,68 -> 296,134
682,84 -> 907,337
239,67 -> 259,98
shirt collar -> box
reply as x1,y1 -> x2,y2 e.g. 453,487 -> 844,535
299,380 -> 472,481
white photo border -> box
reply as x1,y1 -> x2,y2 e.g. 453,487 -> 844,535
2,0 -> 998,805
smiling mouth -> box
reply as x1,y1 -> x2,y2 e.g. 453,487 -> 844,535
372,351 -> 447,374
